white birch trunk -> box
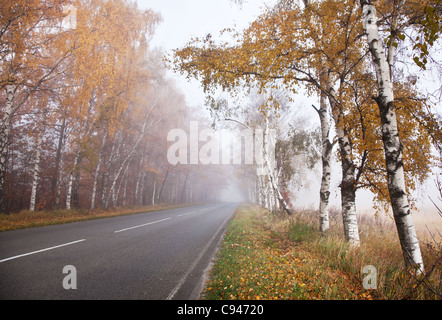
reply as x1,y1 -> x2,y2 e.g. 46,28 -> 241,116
115,162 -> 129,207
152,179 -> 156,205
121,165 -> 129,207
337,120 -> 360,246
134,155 -> 145,205
53,117 -> 66,209
91,132 -> 107,209
254,177 -> 259,204
66,151 -> 80,210
361,0 -> 424,274
106,108 -> 152,208
0,85 -> 16,212
55,149 -> 64,209
139,172 -> 146,205
107,155 -> 128,206
336,112 -> 360,246
326,77 -> 360,245
257,175 -> 264,206
102,131 -> 122,208
274,169 -> 280,210
29,116 -> 46,211
314,92 -> 333,233
263,179 -> 269,209
189,178 -> 193,203
260,111 -> 292,215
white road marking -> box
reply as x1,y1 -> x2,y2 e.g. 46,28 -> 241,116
0,239 -> 86,263
114,217 -> 172,233
178,207 -> 211,218
177,211 -> 196,217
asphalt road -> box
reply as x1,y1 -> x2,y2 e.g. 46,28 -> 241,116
0,203 -> 238,300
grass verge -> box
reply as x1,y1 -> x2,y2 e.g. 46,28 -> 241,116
0,204 -> 190,232
202,205 -> 441,300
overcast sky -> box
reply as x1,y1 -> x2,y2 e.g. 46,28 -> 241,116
134,0 -> 375,207
134,1 -> 282,202
134,1 -> 441,212
137,0 -> 277,108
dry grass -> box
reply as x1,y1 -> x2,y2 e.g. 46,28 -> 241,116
203,205 -> 375,300
203,204 -> 441,300
272,205 -> 442,299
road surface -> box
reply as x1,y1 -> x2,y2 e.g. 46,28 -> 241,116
0,203 -> 237,300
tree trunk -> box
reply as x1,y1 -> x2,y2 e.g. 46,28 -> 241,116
114,162 -> 129,207
260,111 -> 292,215
0,84 -> 16,212
134,155 -> 145,205
257,173 -> 264,206
326,75 -> 360,245
152,178 -> 156,206
102,131 -> 122,209
158,166 -> 171,204
91,132 -> 107,209
106,107 -> 152,208
181,171 -> 189,203
29,112 -> 47,211
336,111 -> 360,246
55,149 -> 65,209
137,171 -> 146,205
339,151 -> 360,245
120,164 -> 129,207
360,0 -> 424,274
52,117 -> 66,209
66,151 -> 80,210
72,155 -> 82,209
313,92 -> 333,233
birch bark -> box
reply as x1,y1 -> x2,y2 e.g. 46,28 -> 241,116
0,85 -> 16,212
102,131 -> 123,208
29,112 -> 47,211
260,111 -> 292,215
55,153 -> 64,209
335,109 -> 360,246
327,84 -> 360,246
106,116 -> 150,208
152,179 -> 156,205
66,151 -> 80,210
134,155 -> 145,205
91,132 -> 107,209
157,165 -> 171,204
360,0 -> 424,273
52,117 -> 66,209
313,92 -> 333,233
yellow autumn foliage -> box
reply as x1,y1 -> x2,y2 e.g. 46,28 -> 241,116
171,0 -> 439,211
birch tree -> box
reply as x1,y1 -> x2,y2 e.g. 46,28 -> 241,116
29,107 -> 48,211
0,0 -> 72,212
105,98 -> 158,209
91,131 -> 107,209
171,0 -> 437,247
171,0 -> 365,242
61,0 -> 159,209
312,93 -> 333,233
359,0 -> 428,274
2,1 -> 209,212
